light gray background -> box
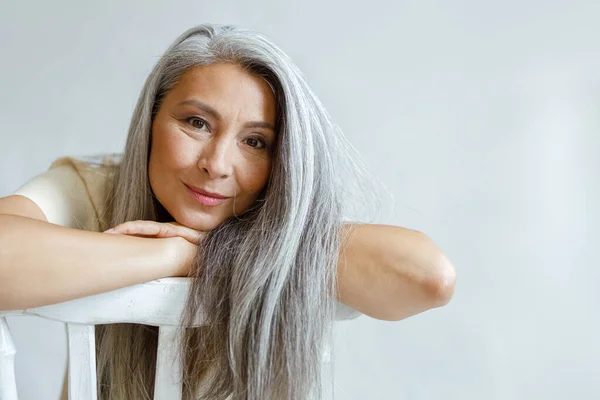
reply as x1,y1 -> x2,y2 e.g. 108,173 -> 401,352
1,1 -> 598,399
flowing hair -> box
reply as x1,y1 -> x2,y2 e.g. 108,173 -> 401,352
95,23 -> 377,400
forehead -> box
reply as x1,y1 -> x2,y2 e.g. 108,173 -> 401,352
166,63 -> 277,123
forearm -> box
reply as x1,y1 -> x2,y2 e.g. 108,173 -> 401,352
336,224 -> 456,321
0,215 -> 178,310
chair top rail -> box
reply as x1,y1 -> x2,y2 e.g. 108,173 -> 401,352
0,278 -> 204,327
0,277 -> 362,325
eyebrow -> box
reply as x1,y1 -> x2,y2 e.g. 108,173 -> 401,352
177,99 -> 276,131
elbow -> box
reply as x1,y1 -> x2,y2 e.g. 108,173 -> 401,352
427,253 -> 457,307
374,253 -> 456,322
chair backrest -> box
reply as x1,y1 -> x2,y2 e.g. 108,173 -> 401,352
1,278 -> 199,400
0,278 -> 358,400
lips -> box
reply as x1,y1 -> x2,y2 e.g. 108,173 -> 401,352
185,184 -> 229,199
185,184 -> 230,207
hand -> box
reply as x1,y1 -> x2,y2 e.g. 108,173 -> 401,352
103,220 -> 206,277
104,220 -> 206,245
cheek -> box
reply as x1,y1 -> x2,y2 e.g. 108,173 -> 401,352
238,161 -> 272,195
148,132 -> 185,199
150,129 -> 197,176
147,146 -> 166,198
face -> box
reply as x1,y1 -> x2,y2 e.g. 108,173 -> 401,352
148,63 -> 277,231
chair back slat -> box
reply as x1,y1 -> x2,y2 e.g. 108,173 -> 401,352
154,326 -> 183,400
0,317 -> 18,400
67,324 -> 97,400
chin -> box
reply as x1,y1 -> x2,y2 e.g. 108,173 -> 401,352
177,212 -> 225,232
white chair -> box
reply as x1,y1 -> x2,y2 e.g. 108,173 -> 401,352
0,278 -> 359,400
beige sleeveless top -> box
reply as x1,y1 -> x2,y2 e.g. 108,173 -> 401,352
14,154 -> 120,233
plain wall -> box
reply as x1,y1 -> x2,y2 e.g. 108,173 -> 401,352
1,1 -> 598,399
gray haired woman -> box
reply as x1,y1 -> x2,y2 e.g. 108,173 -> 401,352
0,23 -> 456,400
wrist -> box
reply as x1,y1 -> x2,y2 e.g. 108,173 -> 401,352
157,237 -> 179,277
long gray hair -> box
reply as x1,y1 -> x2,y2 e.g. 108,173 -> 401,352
96,23 -> 371,400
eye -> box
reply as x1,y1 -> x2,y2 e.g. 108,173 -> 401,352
244,137 -> 267,149
187,117 -> 209,131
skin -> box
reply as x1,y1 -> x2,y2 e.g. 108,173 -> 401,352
148,63 -> 277,232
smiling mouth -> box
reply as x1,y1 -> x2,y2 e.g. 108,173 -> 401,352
185,185 -> 230,206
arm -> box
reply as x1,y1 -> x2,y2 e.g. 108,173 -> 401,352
336,223 -> 456,321
0,198 -> 188,310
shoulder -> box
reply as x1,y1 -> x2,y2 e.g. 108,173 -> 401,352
53,154 -> 119,228
12,154 -> 121,231
50,153 -> 120,176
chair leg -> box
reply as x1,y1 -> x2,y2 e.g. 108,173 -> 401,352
67,324 -> 97,400
0,317 -> 19,400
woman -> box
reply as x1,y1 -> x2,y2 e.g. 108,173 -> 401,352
0,24 -> 456,400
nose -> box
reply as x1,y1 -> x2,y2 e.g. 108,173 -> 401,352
196,136 -> 234,179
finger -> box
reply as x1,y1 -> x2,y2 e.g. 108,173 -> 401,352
106,221 -> 205,245
164,224 -> 205,245
119,221 -> 168,237
104,221 -> 159,237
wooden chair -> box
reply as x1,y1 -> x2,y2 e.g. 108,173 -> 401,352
0,278 -> 359,400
